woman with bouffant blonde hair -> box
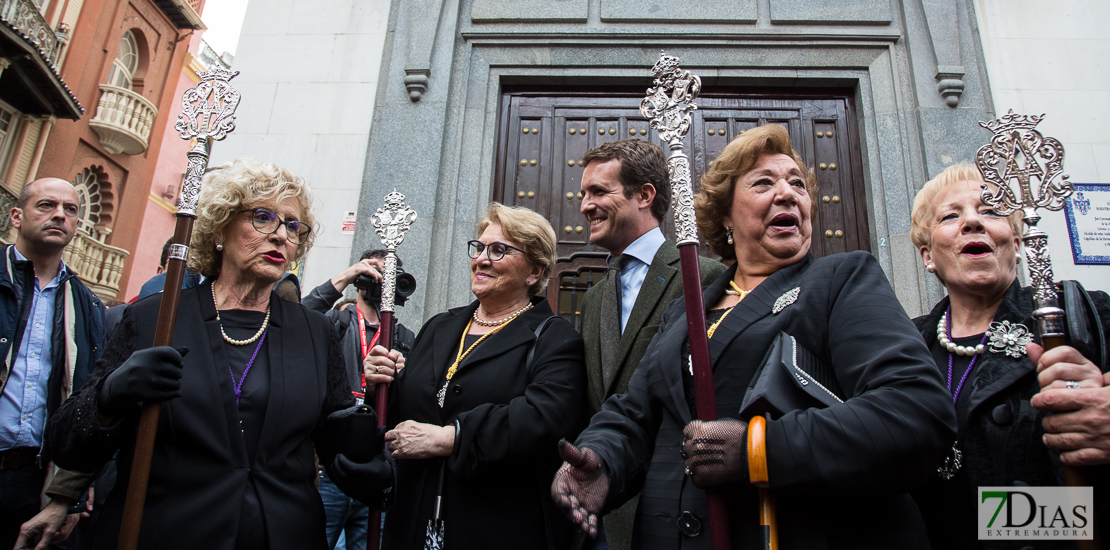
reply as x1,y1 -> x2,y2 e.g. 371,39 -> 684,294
189,158 -> 317,278
45,157 -> 395,550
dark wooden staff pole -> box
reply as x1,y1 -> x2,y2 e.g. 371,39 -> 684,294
640,51 -> 731,550
366,191 -> 417,550
976,111 -> 1099,550
117,69 -> 241,550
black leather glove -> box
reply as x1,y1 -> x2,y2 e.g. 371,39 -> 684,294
329,452 -> 395,511
97,346 -> 188,416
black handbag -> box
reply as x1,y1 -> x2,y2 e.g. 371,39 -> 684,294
739,332 -> 845,419
317,404 -> 382,464
1060,280 -> 1107,370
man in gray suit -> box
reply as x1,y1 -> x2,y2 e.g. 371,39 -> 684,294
577,139 -> 725,550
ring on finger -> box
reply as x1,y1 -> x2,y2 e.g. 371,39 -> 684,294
1065,380 -> 1081,389
684,466 -> 693,476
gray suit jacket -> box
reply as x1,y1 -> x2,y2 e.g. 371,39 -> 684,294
578,239 -> 724,550
581,239 -> 726,413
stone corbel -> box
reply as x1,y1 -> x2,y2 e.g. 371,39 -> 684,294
935,65 -> 965,108
920,0 -> 965,107
404,70 -> 430,101
404,0 -> 447,102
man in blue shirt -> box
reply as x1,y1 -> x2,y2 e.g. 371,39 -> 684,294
1,178 -> 105,549
575,140 -> 725,550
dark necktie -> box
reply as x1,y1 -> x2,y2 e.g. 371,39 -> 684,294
599,254 -> 627,385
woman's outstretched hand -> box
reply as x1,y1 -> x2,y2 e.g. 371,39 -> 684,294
551,440 -> 609,537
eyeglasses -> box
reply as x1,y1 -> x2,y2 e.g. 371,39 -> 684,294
467,240 -> 524,262
240,208 -> 312,244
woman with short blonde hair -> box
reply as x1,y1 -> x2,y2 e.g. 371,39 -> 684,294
475,202 -> 556,295
909,162 -> 1109,549
371,202 -> 586,549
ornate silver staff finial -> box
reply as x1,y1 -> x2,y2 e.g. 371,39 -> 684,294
174,67 -> 241,218
641,50 -> 702,245
370,190 -> 418,313
976,110 -> 1074,339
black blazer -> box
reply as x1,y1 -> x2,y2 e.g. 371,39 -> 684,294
44,282 -> 353,550
912,280 -> 1110,550
575,252 -> 957,550
382,297 -> 586,550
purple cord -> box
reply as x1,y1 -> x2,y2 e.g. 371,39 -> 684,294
230,331 -> 267,406
945,306 -> 989,405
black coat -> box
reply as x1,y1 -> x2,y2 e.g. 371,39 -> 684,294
44,282 -> 354,550
382,297 -> 586,550
912,280 -> 1110,550
575,252 -> 958,550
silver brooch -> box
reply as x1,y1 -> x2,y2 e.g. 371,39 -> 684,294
772,287 -> 800,314
937,441 -> 963,480
986,320 -> 1032,358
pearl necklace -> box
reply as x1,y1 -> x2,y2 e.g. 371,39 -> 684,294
213,286 -> 270,346
936,310 -> 985,356
473,302 -> 533,327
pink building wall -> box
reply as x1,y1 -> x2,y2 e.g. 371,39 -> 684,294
123,32 -> 208,300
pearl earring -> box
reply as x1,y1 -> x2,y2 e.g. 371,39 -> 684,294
1015,252 -> 1022,264
726,227 -> 734,245
216,243 -> 224,252
926,263 -> 936,273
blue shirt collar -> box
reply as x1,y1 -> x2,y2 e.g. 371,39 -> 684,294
11,246 -> 68,286
608,226 -> 665,269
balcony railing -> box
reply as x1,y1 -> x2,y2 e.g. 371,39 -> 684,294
0,0 -> 63,65
89,84 -> 158,155
63,229 -> 129,298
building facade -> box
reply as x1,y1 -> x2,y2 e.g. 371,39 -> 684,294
219,0 -> 1109,327
0,0 -> 84,245
124,35 -> 229,299
213,0 -> 392,296
1,0 -> 205,300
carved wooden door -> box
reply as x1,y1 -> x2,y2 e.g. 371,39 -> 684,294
494,90 -> 869,328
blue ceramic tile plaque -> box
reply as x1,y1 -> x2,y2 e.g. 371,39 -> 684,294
1063,183 -> 1110,265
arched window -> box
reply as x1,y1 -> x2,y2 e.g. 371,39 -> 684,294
73,168 -> 104,239
106,31 -> 138,89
